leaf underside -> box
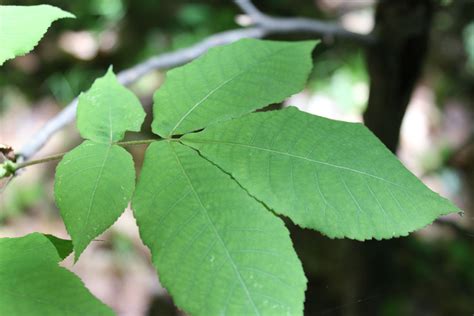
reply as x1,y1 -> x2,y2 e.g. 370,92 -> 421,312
44,234 -> 74,260
183,106 -> 460,240
132,141 -> 307,315
55,141 -> 136,260
152,39 -> 317,137
0,5 -> 74,66
0,233 -> 113,316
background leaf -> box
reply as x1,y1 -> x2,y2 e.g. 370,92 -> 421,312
0,5 -> 74,66
55,141 -> 135,259
76,68 -> 146,143
132,141 -> 306,315
0,233 -> 113,316
183,106 -> 460,240
152,39 -> 317,137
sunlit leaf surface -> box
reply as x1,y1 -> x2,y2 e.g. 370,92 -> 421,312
152,39 -> 317,137
0,5 -> 74,65
183,107 -> 460,240
132,141 -> 306,315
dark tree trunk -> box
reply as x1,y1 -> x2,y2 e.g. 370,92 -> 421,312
297,2 -> 438,314
357,1 -> 435,314
364,0 -> 434,152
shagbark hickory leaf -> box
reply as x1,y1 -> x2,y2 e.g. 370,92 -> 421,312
0,5 -> 74,66
55,141 -> 136,260
0,233 -> 113,316
152,39 -> 317,137
132,141 -> 306,315
183,106 -> 460,240
77,67 -> 146,144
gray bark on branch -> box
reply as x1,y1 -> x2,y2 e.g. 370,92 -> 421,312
18,0 -> 372,161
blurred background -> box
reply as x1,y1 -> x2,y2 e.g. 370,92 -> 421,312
1,0 -> 473,315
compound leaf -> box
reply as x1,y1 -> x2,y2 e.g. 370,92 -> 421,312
0,5 -> 74,66
0,233 -> 113,316
55,141 -> 135,260
152,39 -> 317,137
132,141 -> 306,315
183,106 -> 460,240
77,68 -> 146,144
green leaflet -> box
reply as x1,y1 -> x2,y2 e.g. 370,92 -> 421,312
152,39 -> 317,137
55,69 -> 144,259
182,106 -> 460,240
0,5 -> 74,66
0,233 -> 113,316
77,68 -> 146,143
55,141 -> 136,260
132,141 -> 306,315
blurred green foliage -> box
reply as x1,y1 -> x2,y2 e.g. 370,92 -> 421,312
311,51 -> 368,113
463,22 -> 474,72
0,182 -> 43,223
431,0 -> 474,106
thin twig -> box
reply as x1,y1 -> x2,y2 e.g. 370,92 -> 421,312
234,0 -> 371,43
15,152 -> 66,169
14,138 -> 161,172
234,0 -> 266,23
18,1 -> 372,162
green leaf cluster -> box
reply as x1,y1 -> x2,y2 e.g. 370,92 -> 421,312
0,12 -> 460,314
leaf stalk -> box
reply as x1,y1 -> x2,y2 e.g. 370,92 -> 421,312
7,138 -> 164,176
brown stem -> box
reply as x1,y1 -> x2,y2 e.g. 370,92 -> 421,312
14,138 -> 162,172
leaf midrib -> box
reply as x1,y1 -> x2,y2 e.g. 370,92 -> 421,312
78,145 -> 112,251
107,97 -> 113,142
169,143 -> 261,316
184,139 -> 428,196
168,44 -> 295,136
